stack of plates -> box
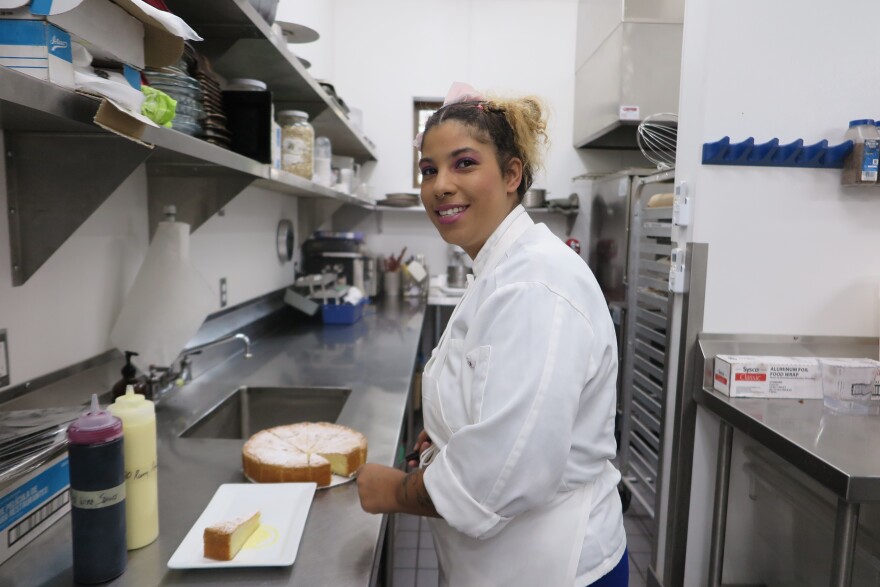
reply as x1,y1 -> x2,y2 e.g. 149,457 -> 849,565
381,193 -> 421,207
144,61 -> 205,137
192,51 -> 232,148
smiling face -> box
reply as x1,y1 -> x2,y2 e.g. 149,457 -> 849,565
418,121 -> 522,259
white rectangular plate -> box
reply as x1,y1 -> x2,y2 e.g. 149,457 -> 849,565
167,482 -> 317,569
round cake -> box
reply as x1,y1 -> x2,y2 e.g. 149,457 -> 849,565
242,422 -> 368,487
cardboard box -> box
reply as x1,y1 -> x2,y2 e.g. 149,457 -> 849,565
713,355 -> 822,399
3,0 -> 184,69
0,18 -> 74,88
3,0 -> 145,68
0,452 -> 71,565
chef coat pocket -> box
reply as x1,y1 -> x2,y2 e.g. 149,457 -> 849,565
464,345 -> 491,422
438,339 -> 491,432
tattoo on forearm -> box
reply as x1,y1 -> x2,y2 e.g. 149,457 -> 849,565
401,471 -> 435,510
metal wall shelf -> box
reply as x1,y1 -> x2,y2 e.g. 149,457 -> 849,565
1,0 -> 378,285
367,204 -> 579,235
164,0 -> 377,162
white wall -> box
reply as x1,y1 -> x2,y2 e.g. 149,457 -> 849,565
670,1 -> 880,584
0,136 -> 300,392
275,0 -> 335,82
325,0 -> 592,268
678,1 -> 880,338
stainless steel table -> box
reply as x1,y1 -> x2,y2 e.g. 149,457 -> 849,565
695,334 -> 880,587
0,298 -> 426,587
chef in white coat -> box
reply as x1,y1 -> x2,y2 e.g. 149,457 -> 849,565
357,82 -> 628,587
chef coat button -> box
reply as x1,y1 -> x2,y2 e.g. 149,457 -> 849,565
467,359 -> 474,368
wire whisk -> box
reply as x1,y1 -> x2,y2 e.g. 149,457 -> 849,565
637,113 -> 678,170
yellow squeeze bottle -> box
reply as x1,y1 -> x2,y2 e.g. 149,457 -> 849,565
109,385 -> 159,549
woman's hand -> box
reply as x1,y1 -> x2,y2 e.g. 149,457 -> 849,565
407,429 -> 433,468
356,462 -> 441,518
356,463 -> 405,514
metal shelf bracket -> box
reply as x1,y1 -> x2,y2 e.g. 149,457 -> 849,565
5,131 -> 151,286
146,163 -> 255,238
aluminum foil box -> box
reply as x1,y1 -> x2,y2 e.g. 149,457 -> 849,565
713,355 -> 822,399
0,452 -> 70,564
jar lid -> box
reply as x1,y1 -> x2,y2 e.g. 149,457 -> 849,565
849,119 -> 875,127
278,110 -> 309,121
226,78 -> 267,91
67,394 -> 123,445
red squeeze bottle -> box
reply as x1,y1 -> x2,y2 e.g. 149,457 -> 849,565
67,394 -> 127,584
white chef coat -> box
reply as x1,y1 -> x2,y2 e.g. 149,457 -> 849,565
421,205 -> 626,585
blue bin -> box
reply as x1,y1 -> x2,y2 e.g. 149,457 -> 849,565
321,299 -> 366,325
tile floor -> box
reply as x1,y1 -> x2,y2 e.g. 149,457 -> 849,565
392,492 -> 656,587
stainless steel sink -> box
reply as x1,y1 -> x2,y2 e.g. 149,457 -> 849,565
180,386 -> 351,439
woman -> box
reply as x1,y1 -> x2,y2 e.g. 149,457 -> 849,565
357,82 -> 627,587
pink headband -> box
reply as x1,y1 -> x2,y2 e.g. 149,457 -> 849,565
413,81 -> 485,150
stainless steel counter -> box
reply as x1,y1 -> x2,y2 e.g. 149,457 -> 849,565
0,298 -> 426,586
694,333 -> 880,587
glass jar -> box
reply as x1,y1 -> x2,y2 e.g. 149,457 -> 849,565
841,119 -> 879,186
278,110 -> 314,179
313,136 -> 333,187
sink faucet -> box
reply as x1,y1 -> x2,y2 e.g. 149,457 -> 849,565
146,333 -> 252,402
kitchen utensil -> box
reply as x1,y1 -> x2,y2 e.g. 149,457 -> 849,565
274,20 -> 320,44
226,78 -> 267,92
167,482 -> 316,569
447,265 -> 467,289
522,189 -> 547,208
637,112 -> 678,170
393,247 -> 407,270
381,193 -> 420,207
383,270 -> 401,298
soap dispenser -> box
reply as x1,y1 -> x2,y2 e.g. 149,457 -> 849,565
112,351 -> 148,401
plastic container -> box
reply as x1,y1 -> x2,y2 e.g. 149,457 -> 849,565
313,136 -> 333,187
67,394 -> 127,584
278,110 -> 314,179
841,119 -> 880,186
109,386 -> 159,550
226,78 -> 267,92
321,298 -> 366,324
820,358 -> 880,414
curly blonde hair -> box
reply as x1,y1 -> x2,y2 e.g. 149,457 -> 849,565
423,93 -> 549,198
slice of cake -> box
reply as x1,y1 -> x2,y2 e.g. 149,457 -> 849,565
242,422 -> 367,487
203,511 -> 261,561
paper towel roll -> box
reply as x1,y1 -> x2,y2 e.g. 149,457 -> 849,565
110,221 -> 215,373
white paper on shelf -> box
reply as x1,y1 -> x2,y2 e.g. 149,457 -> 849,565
110,221 -> 215,373
74,67 -> 145,113
116,0 -> 202,41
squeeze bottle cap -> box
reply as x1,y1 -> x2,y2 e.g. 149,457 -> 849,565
67,394 -> 123,445
109,385 -> 155,424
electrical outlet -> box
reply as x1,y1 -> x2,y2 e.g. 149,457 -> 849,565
0,329 -> 9,387
219,278 -> 228,308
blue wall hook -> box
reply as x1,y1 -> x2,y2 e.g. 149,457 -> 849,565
702,136 -> 853,168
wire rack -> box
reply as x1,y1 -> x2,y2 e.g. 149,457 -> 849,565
637,113 -> 678,170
